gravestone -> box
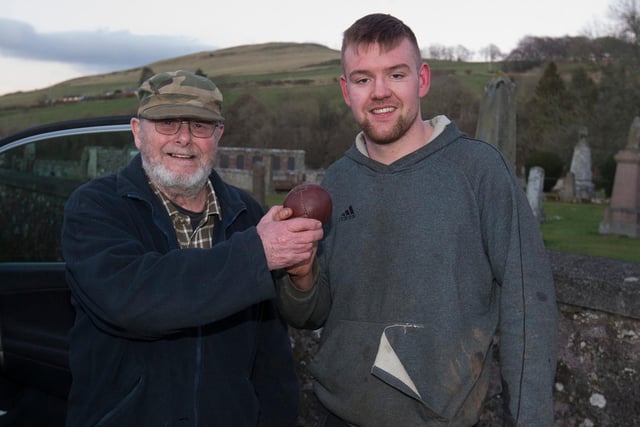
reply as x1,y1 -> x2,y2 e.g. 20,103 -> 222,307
475,73 -> 517,170
526,166 -> 545,222
559,171 -> 576,202
599,117 -> 640,238
569,127 -> 595,200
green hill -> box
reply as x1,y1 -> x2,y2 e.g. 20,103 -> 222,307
0,42 -> 535,137
0,43 -> 342,106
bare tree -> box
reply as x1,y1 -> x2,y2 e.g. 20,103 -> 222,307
454,45 -> 473,62
426,44 -> 447,60
480,44 -> 503,63
609,0 -> 640,44
424,43 -> 472,61
479,44 -> 503,71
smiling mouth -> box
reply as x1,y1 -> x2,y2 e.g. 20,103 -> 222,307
371,107 -> 395,114
169,153 -> 195,159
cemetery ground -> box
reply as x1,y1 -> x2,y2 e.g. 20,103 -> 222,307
268,192 -> 640,264
541,200 -> 640,264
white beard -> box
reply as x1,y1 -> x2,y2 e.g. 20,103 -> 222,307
141,154 -> 212,198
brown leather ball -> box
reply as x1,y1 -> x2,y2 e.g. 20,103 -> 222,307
283,183 -> 332,224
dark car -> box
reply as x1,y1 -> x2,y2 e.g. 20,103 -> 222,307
0,116 -> 135,426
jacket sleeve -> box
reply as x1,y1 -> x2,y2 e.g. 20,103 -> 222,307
480,157 -> 558,426
62,180 -> 276,340
251,299 -> 300,427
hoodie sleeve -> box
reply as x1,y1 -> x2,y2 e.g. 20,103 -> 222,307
275,258 -> 332,330
480,153 -> 558,426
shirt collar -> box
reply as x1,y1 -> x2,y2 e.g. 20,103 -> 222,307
149,178 -> 222,221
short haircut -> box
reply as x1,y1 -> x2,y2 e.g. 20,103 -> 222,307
341,14 -> 422,69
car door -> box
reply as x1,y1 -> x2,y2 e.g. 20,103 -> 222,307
0,116 -> 135,424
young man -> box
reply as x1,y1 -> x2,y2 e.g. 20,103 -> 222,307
277,14 -> 558,426
62,70 -> 323,426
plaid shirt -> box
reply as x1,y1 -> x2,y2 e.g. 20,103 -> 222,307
150,180 -> 221,249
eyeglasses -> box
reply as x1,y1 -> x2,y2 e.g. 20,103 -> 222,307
150,119 -> 219,138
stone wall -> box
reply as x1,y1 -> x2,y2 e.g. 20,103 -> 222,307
551,250 -> 639,427
216,147 -> 306,193
290,250 -> 640,426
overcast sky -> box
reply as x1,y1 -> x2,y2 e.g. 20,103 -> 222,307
1,0 -> 615,96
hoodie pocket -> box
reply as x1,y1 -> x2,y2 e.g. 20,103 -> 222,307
371,323 -> 426,401
309,320 -> 449,424
370,322 -> 491,421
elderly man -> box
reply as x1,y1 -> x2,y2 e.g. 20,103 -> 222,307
62,70 -> 322,426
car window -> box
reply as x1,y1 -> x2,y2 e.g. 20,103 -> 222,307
0,129 -> 136,262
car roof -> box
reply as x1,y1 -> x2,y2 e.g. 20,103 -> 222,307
0,115 -> 134,152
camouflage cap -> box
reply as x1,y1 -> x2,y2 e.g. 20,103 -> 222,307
137,70 -> 224,121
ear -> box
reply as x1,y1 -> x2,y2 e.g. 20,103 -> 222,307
418,62 -> 431,98
214,123 -> 224,141
130,117 -> 143,150
339,75 -> 352,107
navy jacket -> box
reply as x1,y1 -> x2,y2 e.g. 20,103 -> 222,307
62,155 -> 298,426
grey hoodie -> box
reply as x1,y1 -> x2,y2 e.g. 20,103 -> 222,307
278,117 -> 558,426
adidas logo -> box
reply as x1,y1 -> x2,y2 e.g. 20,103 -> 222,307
338,205 -> 356,222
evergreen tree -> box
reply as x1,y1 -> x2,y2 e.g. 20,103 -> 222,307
591,62 -> 640,160
568,67 -> 598,125
519,62 -> 576,164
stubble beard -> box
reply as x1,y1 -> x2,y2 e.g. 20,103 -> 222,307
360,114 -> 412,146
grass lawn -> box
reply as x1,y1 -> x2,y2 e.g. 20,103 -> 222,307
541,200 -> 640,264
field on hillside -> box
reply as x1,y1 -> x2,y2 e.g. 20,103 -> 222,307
0,42 -> 539,136
0,43 -> 342,110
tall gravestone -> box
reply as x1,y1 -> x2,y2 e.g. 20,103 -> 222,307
527,166 -> 545,222
599,117 -> 640,238
475,73 -> 517,170
569,127 -> 595,200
